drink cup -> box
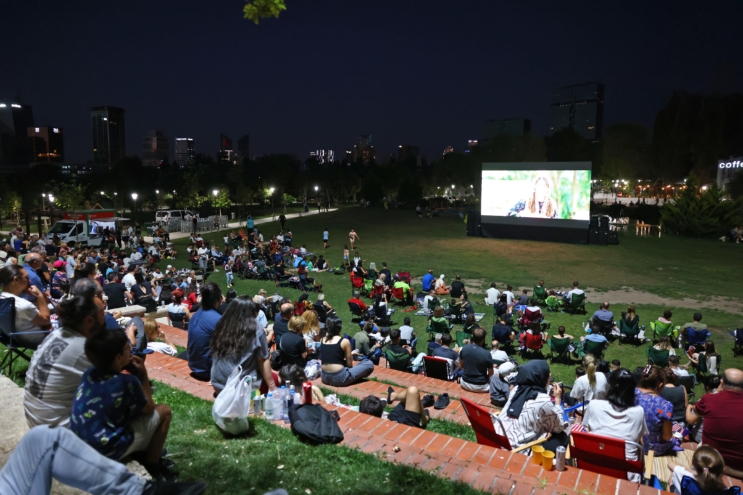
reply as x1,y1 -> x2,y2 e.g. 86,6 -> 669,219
532,445 -> 544,465
542,450 -> 555,470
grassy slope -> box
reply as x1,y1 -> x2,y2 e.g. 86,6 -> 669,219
153,382 -> 483,495
163,207 -> 742,390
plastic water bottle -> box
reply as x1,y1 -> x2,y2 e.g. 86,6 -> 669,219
280,385 -> 288,420
265,392 -> 275,420
288,385 -> 295,408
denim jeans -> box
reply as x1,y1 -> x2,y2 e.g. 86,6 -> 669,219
226,273 -> 234,286
321,360 -> 374,387
0,425 -> 147,495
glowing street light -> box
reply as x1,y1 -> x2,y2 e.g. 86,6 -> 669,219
131,193 -> 138,214
269,187 -> 276,219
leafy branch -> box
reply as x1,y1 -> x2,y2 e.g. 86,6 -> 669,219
243,0 -> 287,24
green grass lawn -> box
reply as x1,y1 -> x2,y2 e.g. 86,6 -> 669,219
161,207 -> 742,391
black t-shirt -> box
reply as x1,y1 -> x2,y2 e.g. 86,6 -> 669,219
35,263 -> 50,287
279,331 -> 307,367
492,324 -> 513,343
432,346 -> 459,362
103,283 -> 129,309
273,317 -> 290,343
461,301 -> 474,316
459,344 -> 493,385
380,269 -> 392,286
132,282 -> 153,303
450,281 -> 465,298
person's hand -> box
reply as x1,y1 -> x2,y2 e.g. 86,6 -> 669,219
112,310 -> 122,320
129,355 -> 147,380
27,285 -> 44,300
552,383 -> 562,400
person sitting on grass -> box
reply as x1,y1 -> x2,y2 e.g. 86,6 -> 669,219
517,289 -> 529,306
279,364 -> 324,404
434,274 -> 449,295
459,327 -> 493,393
491,315 -> 515,344
460,292 -> 474,317
581,368 -> 648,482
354,321 -> 382,362
495,294 -> 512,322
70,328 -> 174,479
143,319 -> 178,357
359,387 -> 430,429
495,360 -> 569,453
571,354 -> 608,405
186,283 -> 222,382
211,297 -> 277,397
278,315 -> 321,381
319,316 -> 374,387
449,275 -> 465,299
484,283 -> 500,306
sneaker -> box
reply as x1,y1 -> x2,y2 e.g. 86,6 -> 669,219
142,481 -> 208,495
421,394 -> 435,408
434,393 -> 450,410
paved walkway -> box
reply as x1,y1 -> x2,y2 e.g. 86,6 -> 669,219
145,208 -> 338,242
150,324 -> 715,495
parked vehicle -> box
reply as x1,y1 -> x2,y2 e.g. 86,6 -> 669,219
154,209 -> 194,223
46,209 -> 119,247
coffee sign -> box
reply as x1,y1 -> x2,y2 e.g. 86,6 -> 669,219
718,158 -> 743,169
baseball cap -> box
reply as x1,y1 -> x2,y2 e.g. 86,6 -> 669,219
53,260 -> 67,268
167,265 -> 173,269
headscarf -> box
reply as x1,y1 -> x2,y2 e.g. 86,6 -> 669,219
506,360 -> 550,418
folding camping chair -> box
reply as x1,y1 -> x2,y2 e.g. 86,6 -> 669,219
423,356 -> 455,381
531,285 -> 547,306
579,339 -> 608,360
521,331 -> 545,359
592,318 -> 614,338
563,293 -> 587,315
571,431 -> 655,486
455,331 -> 469,347
348,302 -> 364,322
650,321 -> 674,342
646,347 -> 670,368
618,318 -> 642,345
547,337 -> 572,364
545,296 -> 562,313
168,312 -> 187,330
428,317 -> 453,340
385,347 -> 412,372
460,398 -> 546,453
350,274 -> 366,295
0,298 -> 52,377
677,375 -> 696,403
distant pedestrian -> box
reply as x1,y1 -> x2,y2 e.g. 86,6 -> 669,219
349,229 -> 359,249
323,228 -> 329,249
247,214 -> 254,230
317,201 -> 322,213
279,214 -> 286,230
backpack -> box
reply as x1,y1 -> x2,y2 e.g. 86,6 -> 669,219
288,404 -> 344,445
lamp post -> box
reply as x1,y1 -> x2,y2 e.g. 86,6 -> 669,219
41,193 -> 46,211
269,187 -> 275,219
212,189 -> 221,219
131,193 -> 138,215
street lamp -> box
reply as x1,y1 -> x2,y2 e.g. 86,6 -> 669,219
41,193 -> 46,211
131,193 -> 138,214
269,187 -> 275,219
212,189 -> 221,219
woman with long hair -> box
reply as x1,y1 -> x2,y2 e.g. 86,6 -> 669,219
186,282 -> 222,382
210,296 -> 276,395
279,316 -> 321,380
688,341 -> 721,376
622,305 -> 639,326
508,176 -> 558,218
571,354 -> 608,403
301,310 -> 321,348
668,446 -> 731,494
660,368 -> 688,428
143,319 -> 178,356
654,336 -> 676,356
319,316 -> 374,387
633,366 -> 676,455
582,368 -> 647,481
72,262 -> 97,283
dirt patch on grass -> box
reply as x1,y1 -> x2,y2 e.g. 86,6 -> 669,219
580,287 -> 743,316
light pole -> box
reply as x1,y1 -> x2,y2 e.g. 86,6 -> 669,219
131,193 -> 138,215
212,189 -> 221,219
269,187 -> 275,219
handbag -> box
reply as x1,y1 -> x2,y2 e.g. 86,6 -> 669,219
270,337 -> 287,371
212,365 -> 252,435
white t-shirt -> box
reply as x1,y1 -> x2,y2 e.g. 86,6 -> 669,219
671,465 -> 696,494
24,327 -> 92,427
122,273 -> 137,291
423,295 -> 436,308
671,367 -> 690,377
582,400 -> 648,481
485,287 -> 500,305
570,373 -> 608,402
148,341 -> 177,356
0,292 -> 40,333
65,256 -> 76,278
503,291 -> 514,305
399,325 -> 414,341
567,288 -> 585,298
490,349 -> 508,362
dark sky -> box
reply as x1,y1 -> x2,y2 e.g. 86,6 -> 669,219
3,0 -> 742,163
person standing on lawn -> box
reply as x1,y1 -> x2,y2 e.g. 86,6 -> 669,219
348,229 -> 359,249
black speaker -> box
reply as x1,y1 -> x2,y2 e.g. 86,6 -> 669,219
608,232 -> 619,245
599,216 -> 609,229
589,216 -> 599,228
598,229 -> 608,245
466,211 -> 481,237
589,228 -> 599,245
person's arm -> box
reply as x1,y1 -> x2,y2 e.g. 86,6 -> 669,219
685,404 -> 700,425
130,356 -> 156,414
28,286 -> 51,327
661,419 -> 673,442
487,366 -> 494,377
343,338 -> 353,368
258,355 -> 277,391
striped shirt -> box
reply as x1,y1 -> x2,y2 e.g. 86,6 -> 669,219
494,387 -> 567,449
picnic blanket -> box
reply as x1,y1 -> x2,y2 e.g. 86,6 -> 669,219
414,311 -> 485,322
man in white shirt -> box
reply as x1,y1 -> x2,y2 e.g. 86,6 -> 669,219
64,252 -> 76,278
564,281 -> 585,303
130,250 -> 143,262
502,285 -> 515,306
490,341 -> 509,363
398,317 -> 415,345
122,265 -> 138,291
668,355 -> 690,377
151,267 -> 165,281
484,283 -> 500,306
197,245 -> 208,256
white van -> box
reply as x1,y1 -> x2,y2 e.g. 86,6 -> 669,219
155,210 -> 194,223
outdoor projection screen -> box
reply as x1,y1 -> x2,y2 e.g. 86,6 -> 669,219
479,162 -> 592,242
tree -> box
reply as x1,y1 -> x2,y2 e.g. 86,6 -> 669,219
174,167 -> 207,209
602,123 -> 653,179
660,176 -> 742,237
51,183 -> 86,210
0,191 -> 22,225
545,128 -> 595,162
210,186 -> 233,217
243,0 -> 286,23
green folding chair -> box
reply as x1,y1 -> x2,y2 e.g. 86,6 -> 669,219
455,331 -> 469,347
548,337 -> 572,364
564,293 -> 586,315
531,285 -> 547,306
693,352 -> 721,378
618,318 -> 641,345
545,296 -> 562,313
647,347 -> 670,368
427,297 -> 440,313
385,348 -> 412,372
650,321 -> 674,342
427,317 -> 453,340
363,279 -> 374,293
449,302 -> 463,323
578,339 -> 608,360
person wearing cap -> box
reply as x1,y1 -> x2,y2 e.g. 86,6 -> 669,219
50,260 -> 70,299
490,362 -> 516,407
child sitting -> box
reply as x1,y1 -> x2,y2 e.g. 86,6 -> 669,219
70,328 -> 173,477
668,445 -> 734,494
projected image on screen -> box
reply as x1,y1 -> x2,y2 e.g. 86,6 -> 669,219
481,170 -> 591,221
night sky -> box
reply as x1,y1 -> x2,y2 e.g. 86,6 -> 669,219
3,0 -> 742,163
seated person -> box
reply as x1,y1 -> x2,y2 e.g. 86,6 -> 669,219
495,294 -> 512,322
462,313 -> 478,334
495,360 -> 569,452
681,312 -> 711,347
551,325 -> 574,345
449,275 -> 465,298
653,336 -> 676,356
570,354 -> 608,404
354,321 -> 382,360
490,341 -> 508,363
490,362 -> 516,407
398,317 -> 415,346
517,289 -> 529,306
279,364 -> 324,404
434,274 -> 449,295
0,265 -> 51,346
359,387 -> 429,430
280,315 -> 321,381
386,328 -> 412,360
633,366 -> 676,456
427,333 -> 444,354
70,328 -> 173,478
316,293 -> 334,314
668,355 -> 690,377
484,283 -> 500,306
432,333 -> 461,377
421,269 -> 435,292
430,306 -> 449,332
610,359 -> 621,373
459,327 -> 493,393
667,446 -> 736,495
523,322 -> 548,350
621,306 -> 640,327
393,276 -> 414,302
319,316 -> 374,387
491,315 -> 515,344
347,291 -> 368,312
143,319 -> 178,356
657,309 -> 674,325
577,325 -> 608,355
422,289 -> 437,310
660,368 -> 688,428
186,283 -> 223,382
563,281 -> 584,304
591,302 -> 615,329
459,292 -> 474,317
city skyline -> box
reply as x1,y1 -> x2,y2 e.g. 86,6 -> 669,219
3,1 -> 743,163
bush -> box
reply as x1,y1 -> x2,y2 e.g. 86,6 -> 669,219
660,180 -> 742,237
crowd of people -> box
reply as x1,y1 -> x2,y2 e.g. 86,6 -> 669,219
1,218 -> 742,495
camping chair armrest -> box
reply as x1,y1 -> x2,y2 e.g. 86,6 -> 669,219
724,466 -> 743,480
11,329 -> 52,336
512,436 -> 549,454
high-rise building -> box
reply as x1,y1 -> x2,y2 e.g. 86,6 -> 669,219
220,134 -> 232,151
481,119 -> 531,144
142,130 -> 169,167
0,96 -> 35,165
550,82 -> 605,140
91,106 -> 126,165
28,126 -> 64,163
353,135 -> 376,165
237,134 -> 250,162
397,145 -> 419,162
310,150 -> 334,164
443,146 -> 454,157
174,138 -> 195,168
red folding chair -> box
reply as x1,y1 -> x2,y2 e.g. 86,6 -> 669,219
350,274 -> 365,294
460,398 -> 513,451
571,430 -> 653,483
396,271 -> 411,284
521,331 -> 545,358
